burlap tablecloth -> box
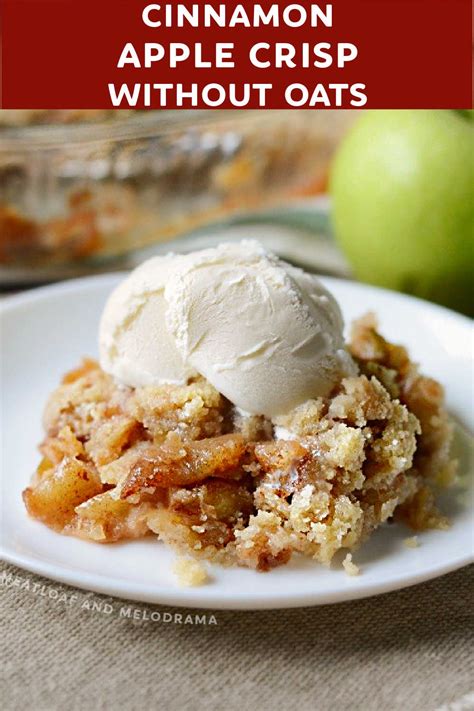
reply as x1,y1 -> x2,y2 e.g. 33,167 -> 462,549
1,561 -> 472,711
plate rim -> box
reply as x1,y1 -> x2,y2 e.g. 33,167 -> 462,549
2,547 -> 473,611
1,270 -> 473,332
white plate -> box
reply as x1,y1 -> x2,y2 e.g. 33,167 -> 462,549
1,275 -> 473,609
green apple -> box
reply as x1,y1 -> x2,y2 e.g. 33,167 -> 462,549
330,110 -> 473,315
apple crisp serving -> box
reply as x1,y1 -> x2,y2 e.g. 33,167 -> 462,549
23,314 -> 455,573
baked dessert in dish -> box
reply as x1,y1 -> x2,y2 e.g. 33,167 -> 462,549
23,242 -> 455,577
0,110 -> 356,269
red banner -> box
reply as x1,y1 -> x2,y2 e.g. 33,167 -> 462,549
1,0 -> 472,109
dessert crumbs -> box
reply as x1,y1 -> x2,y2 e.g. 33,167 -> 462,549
172,557 -> 209,587
342,553 -> 360,576
403,536 -> 420,549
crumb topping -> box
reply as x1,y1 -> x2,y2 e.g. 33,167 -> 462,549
23,315 -> 455,573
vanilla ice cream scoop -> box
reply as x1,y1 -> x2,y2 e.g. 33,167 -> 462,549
99,241 -> 355,416
99,254 -> 196,387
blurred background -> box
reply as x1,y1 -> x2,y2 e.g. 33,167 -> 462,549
0,109 -> 472,315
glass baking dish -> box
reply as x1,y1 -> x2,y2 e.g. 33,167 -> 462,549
0,110 -> 356,284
